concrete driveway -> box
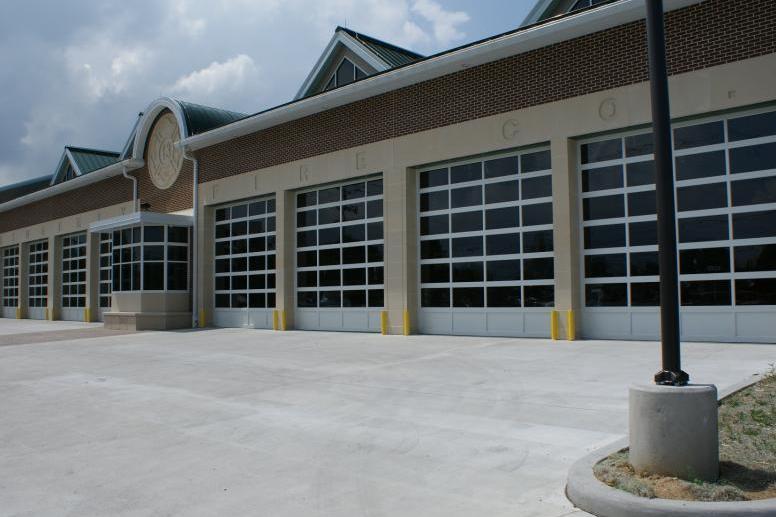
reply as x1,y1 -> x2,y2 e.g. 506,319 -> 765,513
0,321 -> 773,517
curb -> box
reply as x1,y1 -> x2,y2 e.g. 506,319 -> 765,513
565,375 -> 776,517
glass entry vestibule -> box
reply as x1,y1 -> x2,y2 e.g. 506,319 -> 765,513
89,211 -> 192,330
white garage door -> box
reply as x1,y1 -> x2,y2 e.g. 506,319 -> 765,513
27,240 -> 48,320
97,233 -> 112,321
579,108 -> 776,343
2,246 -> 19,319
295,176 -> 385,332
417,148 -> 555,337
60,232 -> 86,321
213,196 -> 277,329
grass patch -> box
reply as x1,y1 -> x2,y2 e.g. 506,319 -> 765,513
593,366 -> 776,502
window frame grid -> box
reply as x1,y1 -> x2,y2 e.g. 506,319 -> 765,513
61,232 -> 87,309
213,195 -> 278,311
99,233 -> 112,308
111,225 -> 190,293
417,147 -> 555,310
295,175 -> 385,310
2,246 -> 20,308
579,106 -> 776,310
27,240 -> 48,308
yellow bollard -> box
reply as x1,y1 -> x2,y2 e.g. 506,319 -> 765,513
272,310 -> 279,331
402,309 -> 410,336
16,307 -> 21,319
84,307 -> 91,323
567,310 -> 576,341
280,310 -> 287,331
380,311 -> 388,335
199,309 -> 206,328
550,310 -> 559,340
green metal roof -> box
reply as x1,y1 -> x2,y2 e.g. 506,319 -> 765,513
338,27 -> 424,68
67,147 -> 120,174
177,101 -> 247,136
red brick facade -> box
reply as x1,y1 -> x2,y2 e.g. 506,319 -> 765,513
198,0 -> 776,182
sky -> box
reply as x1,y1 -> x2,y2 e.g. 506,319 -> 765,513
0,0 -> 537,188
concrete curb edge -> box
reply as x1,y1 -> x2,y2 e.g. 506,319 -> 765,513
565,374 -> 776,517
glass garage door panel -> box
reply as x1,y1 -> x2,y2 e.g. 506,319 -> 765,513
98,233 -> 112,320
580,108 -> 776,343
61,232 -> 87,321
213,196 -> 277,329
295,176 -> 384,332
27,240 -> 48,319
2,246 -> 19,318
418,148 -> 554,337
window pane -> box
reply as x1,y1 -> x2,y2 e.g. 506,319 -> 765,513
522,176 -> 552,199
336,58 -> 355,86
297,292 -> 317,307
626,161 -> 655,187
450,163 -> 481,183
680,248 -> 730,274
318,269 -> 340,287
585,254 -> 626,278
523,230 -> 553,253
367,245 -> 383,263
297,210 -> 316,227
630,252 -> 659,276
585,283 -> 627,306
420,239 -> 449,259
628,191 -> 656,216
486,260 -> 521,281
297,191 -> 316,208
484,156 -> 518,178
367,200 -> 383,218
487,287 -> 521,307
297,271 -> 317,288
735,279 -> 776,305
675,151 -> 726,181
453,287 -> 484,308
485,233 -> 519,256
420,191 -> 448,212
342,224 -> 366,243
342,203 -> 365,221
677,182 -> 728,212
452,236 -> 483,257
144,226 -> 164,242
143,245 -> 164,261
319,291 -> 341,308
524,285 -> 554,307
450,186 -> 482,208
734,244 -> 776,272
681,280 -> 731,306
421,288 -> 450,307
625,133 -> 654,157
343,290 -> 367,308
674,121 -> 724,150
368,290 -> 384,308
582,165 -> 623,192
342,268 -> 366,286
168,227 -> 188,243
451,211 -> 482,233
485,180 -> 519,204
521,150 -> 551,172
733,210 -> 776,239
231,205 -> 247,219
421,263 -> 449,283
343,182 -> 365,200
367,179 -> 383,196
729,143 -> 776,174
728,111 -> 776,141
451,262 -> 483,283
318,187 -> 340,205
319,227 -> 340,245
585,224 -> 626,249
297,230 -> 316,248
420,215 -> 449,235
321,248 -> 342,265
631,282 -> 659,306
522,203 -> 552,226
167,263 -> 187,290
583,195 -> 624,221
678,215 -> 728,243
731,176 -> 776,206
420,168 -> 447,188
485,207 -> 519,230
581,139 -> 622,164
523,258 -> 553,280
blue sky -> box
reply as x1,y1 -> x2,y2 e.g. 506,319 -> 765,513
0,0 -> 537,188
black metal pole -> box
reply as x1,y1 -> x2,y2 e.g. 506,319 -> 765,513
645,0 -> 688,386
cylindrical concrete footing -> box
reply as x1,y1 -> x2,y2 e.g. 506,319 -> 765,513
629,384 -> 719,482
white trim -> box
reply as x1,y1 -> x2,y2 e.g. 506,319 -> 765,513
189,0 -> 702,152
294,30 -> 389,101
49,152 -> 70,186
64,148 -> 85,177
131,97 -> 189,163
88,212 -> 193,234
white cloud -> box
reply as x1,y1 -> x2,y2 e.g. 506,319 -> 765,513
169,54 -> 260,101
411,0 -> 470,46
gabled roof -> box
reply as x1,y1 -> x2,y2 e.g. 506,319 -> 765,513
177,100 -> 246,136
0,175 -> 51,205
51,146 -> 120,186
294,26 -> 424,100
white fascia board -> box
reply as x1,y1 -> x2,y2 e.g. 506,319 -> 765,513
64,148 -> 85,177
294,31 -> 390,101
88,211 -> 193,234
48,152 -> 70,186
0,158 -> 144,215
185,0 -> 701,154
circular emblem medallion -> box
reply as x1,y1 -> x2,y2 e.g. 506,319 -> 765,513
147,112 -> 183,190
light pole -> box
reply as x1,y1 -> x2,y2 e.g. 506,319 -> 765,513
645,0 -> 688,387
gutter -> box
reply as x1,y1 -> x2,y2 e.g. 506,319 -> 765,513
182,146 -> 200,329
0,158 -> 144,215
182,0 -> 702,153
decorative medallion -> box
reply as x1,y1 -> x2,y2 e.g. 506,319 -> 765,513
147,112 -> 183,190
502,119 -> 520,140
598,98 -> 617,121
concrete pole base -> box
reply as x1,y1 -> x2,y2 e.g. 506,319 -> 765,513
629,384 -> 719,482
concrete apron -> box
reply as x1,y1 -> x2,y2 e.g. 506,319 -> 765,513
565,376 -> 776,517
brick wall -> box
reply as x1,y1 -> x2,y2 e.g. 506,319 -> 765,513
198,0 -> 776,182
132,160 -> 193,215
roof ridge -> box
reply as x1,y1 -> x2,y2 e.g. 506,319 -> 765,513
65,146 -> 121,156
336,26 -> 424,59
174,98 -> 248,118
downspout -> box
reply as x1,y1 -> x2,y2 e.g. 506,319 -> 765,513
182,146 -> 199,329
121,164 -> 138,212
